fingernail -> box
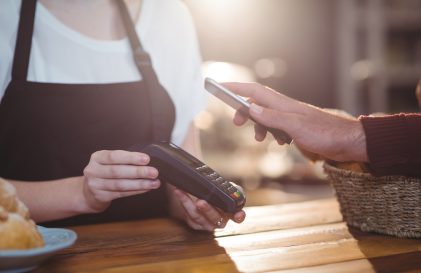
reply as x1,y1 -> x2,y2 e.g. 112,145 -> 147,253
198,202 -> 208,210
250,103 -> 263,114
174,190 -> 184,198
140,155 -> 149,163
150,180 -> 160,188
149,168 -> 158,177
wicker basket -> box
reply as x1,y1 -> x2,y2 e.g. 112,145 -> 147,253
323,163 -> 421,238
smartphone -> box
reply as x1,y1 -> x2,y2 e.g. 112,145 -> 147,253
204,77 -> 293,144
204,78 -> 251,114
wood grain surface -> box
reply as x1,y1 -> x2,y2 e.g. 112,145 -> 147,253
33,198 -> 421,273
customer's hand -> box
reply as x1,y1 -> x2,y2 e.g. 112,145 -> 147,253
223,82 -> 368,163
168,185 -> 246,232
82,150 -> 161,213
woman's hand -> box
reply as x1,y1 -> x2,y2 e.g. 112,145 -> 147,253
82,150 -> 161,213
223,82 -> 368,163
168,185 -> 246,232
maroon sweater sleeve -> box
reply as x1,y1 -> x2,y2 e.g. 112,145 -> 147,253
359,114 -> 421,177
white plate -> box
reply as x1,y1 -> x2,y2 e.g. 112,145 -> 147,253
0,226 -> 77,273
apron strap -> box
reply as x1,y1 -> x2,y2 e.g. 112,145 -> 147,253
116,0 -> 174,142
12,0 -> 37,82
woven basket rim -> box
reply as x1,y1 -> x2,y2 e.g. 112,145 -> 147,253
323,162 -> 421,239
323,162 -> 421,182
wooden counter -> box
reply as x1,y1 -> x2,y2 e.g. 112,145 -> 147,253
34,198 -> 421,273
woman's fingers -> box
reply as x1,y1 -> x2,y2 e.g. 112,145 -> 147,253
88,150 -> 159,179
232,210 -> 246,223
85,163 -> 158,180
197,200 -> 246,224
90,178 -> 160,192
174,190 -> 213,230
196,199 -> 246,227
82,150 -> 162,213
172,187 -> 247,231
85,178 -> 160,206
196,200 -> 228,229
92,150 -> 150,165
92,189 -> 151,202
112,189 -> 152,199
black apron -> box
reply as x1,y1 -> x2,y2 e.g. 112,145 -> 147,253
0,0 -> 176,226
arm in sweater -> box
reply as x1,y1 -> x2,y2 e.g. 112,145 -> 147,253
360,114 -> 421,177
224,82 -> 421,177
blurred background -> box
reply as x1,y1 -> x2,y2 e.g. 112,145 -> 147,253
183,0 -> 421,206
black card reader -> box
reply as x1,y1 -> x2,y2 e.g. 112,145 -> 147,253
130,142 -> 246,213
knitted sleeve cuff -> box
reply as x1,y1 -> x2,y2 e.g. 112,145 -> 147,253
359,114 -> 410,176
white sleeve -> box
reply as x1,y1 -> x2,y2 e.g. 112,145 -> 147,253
146,0 -> 208,145
169,0 -> 208,145
0,0 -> 21,100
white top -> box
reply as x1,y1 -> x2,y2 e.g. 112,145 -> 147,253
0,0 -> 207,145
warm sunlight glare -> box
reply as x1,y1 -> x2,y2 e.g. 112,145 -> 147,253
202,61 -> 255,82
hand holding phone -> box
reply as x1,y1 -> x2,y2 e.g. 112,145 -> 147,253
204,78 -> 293,144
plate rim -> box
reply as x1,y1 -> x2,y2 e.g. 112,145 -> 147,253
0,226 -> 77,257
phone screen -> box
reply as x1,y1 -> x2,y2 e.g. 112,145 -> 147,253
204,78 -> 250,113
